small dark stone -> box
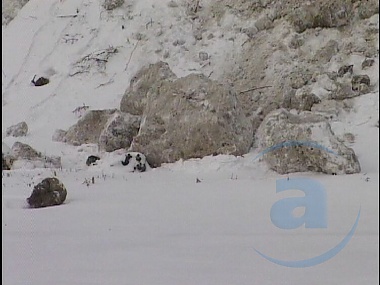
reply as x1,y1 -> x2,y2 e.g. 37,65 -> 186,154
337,65 -> 353,77
135,162 -> 146,172
122,153 -> 132,166
362,58 -> 375,69
86,155 -> 100,166
31,75 -> 49,87
351,75 -> 370,91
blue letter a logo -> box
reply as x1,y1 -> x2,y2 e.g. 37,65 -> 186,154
270,178 -> 327,229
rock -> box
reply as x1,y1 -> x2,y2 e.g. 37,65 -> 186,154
27,177 -> 67,208
351,75 -> 371,93
58,109 -> 140,151
313,40 -> 339,64
199,51 -> 209,61
329,82 -> 358,100
361,58 -> 375,69
311,100 -> 346,120
63,109 -> 116,146
120,62 -> 177,115
282,87 -> 321,111
289,0 -> 353,33
337,65 -> 353,77
86,155 -> 100,166
11,142 -> 62,169
2,142 -> 15,170
6,121 -> 28,137
98,112 -> 141,152
12,142 -> 41,159
52,129 -> 67,142
256,108 -> 361,175
125,63 -> 253,167
31,75 -> 49,87
289,69 -> 312,89
102,0 -> 124,10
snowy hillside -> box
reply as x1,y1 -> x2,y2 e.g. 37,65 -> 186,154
2,0 -> 379,284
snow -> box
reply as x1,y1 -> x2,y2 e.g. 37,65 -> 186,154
2,0 -> 379,284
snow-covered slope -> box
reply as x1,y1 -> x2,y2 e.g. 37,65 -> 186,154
2,1 -> 379,284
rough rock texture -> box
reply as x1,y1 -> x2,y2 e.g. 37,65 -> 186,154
282,87 -> 321,111
351,75 -> 371,93
6,121 -> 28,137
11,142 -> 62,169
256,109 -> 361,175
99,112 -> 141,152
102,0 -> 124,11
27,177 -> 67,208
122,62 -> 253,167
120,61 -> 177,115
57,109 -> 140,152
2,142 -> 15,170
2,0 -> 30,25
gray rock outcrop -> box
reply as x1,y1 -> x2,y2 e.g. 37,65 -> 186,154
255,109 -> 361,175
55,109 -> 140,152
6,121 -> 28,137
121,62 -> 253,167
11,142 -> 61,169
27,177 -> 67,208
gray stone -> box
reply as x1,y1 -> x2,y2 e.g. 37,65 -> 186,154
313,40 -> 339,64
337,65 -> 353,77
126,63 -> 253,167
289,0 -> 353,33
282,87 -> 321,111
2,142 -> 15,170
256,108 -> 361,175
102,0 -> 124,10
11,142 -> 62,169
361,58 -> 375,69
120,62 -> 177,115
6,121 -> 28,137
62,109 -> 118,146
27,177 -> 67,208
98,112 -> 141,152
351,75 -> 371,93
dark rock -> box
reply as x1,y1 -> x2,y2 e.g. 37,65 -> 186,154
27,177 -> 67,208
361,58 -> 375,69
31,75 -> 49,87
337,65 -> 353,77
351,75 -> 371,92
86,155 -> 100,166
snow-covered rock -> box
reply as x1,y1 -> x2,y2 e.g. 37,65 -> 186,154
256,109 -> 361,175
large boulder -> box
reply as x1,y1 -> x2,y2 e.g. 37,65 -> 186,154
255,109 -> 361,175
27,177 -> 67,208
122,62 -> 253,167
99,112 -> 141,152
120,61 -> 176,115
56,109 -> 140,152
11,142 -> 61,169
6,121 -> 28,137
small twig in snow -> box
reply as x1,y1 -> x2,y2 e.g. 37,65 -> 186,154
239,86 -> 272,94
56,14 -> 78,18
124,40 -> 140,71
96,77 -> 115,89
